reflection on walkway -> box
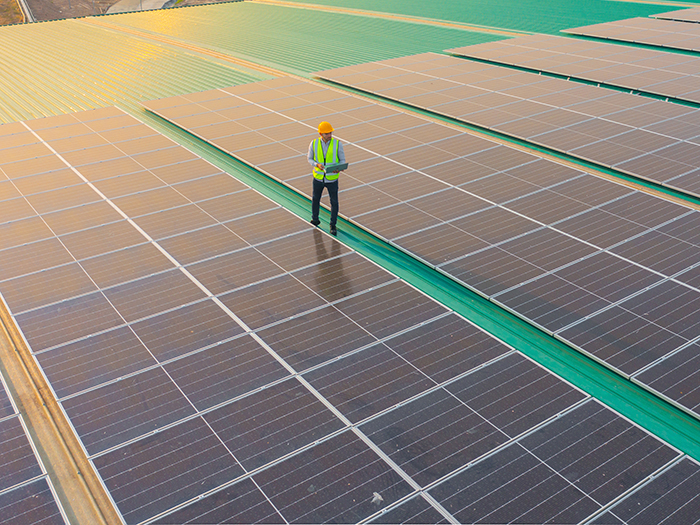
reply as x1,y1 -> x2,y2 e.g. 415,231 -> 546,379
312,229 -> 353,301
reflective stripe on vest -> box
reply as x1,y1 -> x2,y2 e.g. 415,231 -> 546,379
313,138 -> 340,181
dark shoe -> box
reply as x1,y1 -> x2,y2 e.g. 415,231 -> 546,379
330,225 -> 337,236
310,219 -> 320,227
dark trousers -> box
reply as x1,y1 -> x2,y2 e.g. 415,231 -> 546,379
311,178 -> 339,227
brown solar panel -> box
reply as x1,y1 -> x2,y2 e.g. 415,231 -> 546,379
667,170 -> 700,198
342,157 -> 410,184
388,144 -> 460,170
172,174 -> 246,202
497,117 -> 559,139
188,248 -> 284,295
371,171 -> 449,202
12,168 -> 82,195
60,221 -> 147,260
0,216 -> 57,251
409,188 -> 491,221
523,128 -> 593,152
337,184 -> 400,216
398,122 -> 461,143
80,243 -> 173,289
399,222 -> 488,265
505,159 -> 581,188
1,155 -> 68,179
422,157 -> 497,186
25,184 -> 102,215
357,198 -> 439,237
157,224 -> 247,265
462,173 -> 540,204
133,204 -> 219,239
196,190 -> 277,222
468,145 -> 538,172
93,172 -> 163,199
356,132 -> 421,156
150,158 -> 222,185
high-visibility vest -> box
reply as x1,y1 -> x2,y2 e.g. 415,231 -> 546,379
313,138 -> 340,181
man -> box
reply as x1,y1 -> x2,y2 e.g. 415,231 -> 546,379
308,121 -> 346,236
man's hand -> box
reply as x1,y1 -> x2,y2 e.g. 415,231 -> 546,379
316,163 -> 325,172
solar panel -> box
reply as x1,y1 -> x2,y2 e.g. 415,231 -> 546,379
143,80 -> 700,432
0,373 -> 67,524
314,52 -> 700,199
3,102 -> 697,522
449,34 -> 700,104
563,17 -> 700,52
654,7 -> 700,23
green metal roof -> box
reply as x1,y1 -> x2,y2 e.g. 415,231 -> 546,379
0,15 -> 268,123
103,1 -> 505,75
268,0 -> 700,34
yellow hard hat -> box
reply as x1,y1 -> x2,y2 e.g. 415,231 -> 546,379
318,121 -> 334,133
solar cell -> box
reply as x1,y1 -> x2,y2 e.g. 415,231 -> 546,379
0,478 -> 65,525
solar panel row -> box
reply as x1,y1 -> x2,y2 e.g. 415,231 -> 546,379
564,16 -> 700,52
0,373 -> 66,524
144,78 -> 700,426
316,52 -> 700,198
2,103 -> 698,523
653,7 -> 700,23
450,34 -> 700,104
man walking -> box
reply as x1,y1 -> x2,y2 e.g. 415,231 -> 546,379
308,121 -> 346,236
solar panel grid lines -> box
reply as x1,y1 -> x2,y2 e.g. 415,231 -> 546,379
144,79 -> 700,436
123,320 -> 520,524
563,16 -> 700,52
0,370 -> 68,524
415,397 -> 680,525
4,98 -> 696,523
144,346 -> 592,524
315,52 -> 700,199
448,34 -> 700,103
8,105 -> 612,520
588,455 -> 700,525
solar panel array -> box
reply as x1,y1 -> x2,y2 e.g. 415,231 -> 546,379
314,52 -> 700,198
144,78 -> 700,427
0,372 -> 66,524
1,101 -> 698,523
449,34 -> 700,104
563,16 -> 700,52
653,7 -> 700,23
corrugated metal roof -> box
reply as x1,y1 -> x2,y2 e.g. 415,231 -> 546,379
101,1 -> 504,75
264,0 -> 687,34
0,16 -> 268,123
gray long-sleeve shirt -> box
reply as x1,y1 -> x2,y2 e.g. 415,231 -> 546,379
308,138 -> 346,181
